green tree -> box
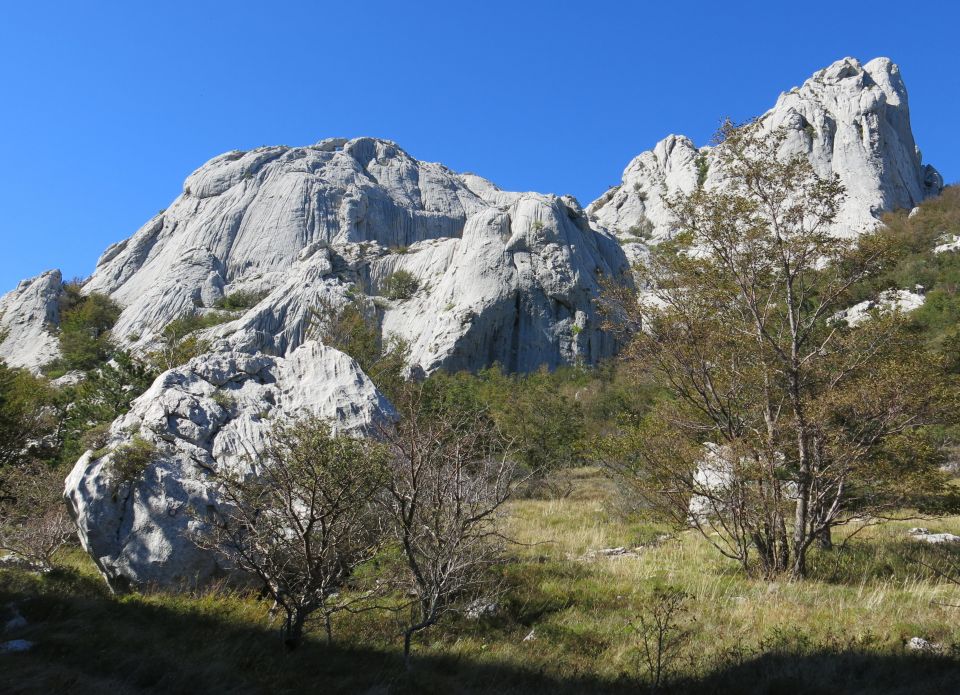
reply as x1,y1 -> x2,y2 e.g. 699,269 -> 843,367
605,120 -> 957,579
0,361 -> 56,477
308,294 -> 409,400
57,351 -> 158,465
56,291 -> 122,371
382,270 -> 419,300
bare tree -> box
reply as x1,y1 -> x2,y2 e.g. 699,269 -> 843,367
196,416 -> 390,649
0,461 -> 73,569
629,586 -> 693,692
378,383 -> 518,669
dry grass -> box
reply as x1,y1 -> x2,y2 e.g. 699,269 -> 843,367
3,468 -> 960,693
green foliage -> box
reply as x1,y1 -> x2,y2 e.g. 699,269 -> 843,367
383,270 -> 419,301
419,362 -> 659,481
53,289 -> 122,372
56,350 -> 158,466
108,436 -> 157,487
0,361 -> 57,473
845,186 -> 960,365
149,311 -> 232,371
308,295 -> 409,400
213,289 -> 268,311
694,153 -> 709,188
626,218 -> 654,240
388,245 -> 409,255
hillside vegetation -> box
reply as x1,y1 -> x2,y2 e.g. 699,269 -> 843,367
2,469 -> 960,694
4,160 -> 960,692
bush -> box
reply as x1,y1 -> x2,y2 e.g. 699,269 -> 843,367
108,436 -> 157,492
0,361 -> 57,472
149,311 -> 232,371
0,460 -> 74,569
213,290 -> 268,311
55,291 -> 122,372
383,270 -> 419,301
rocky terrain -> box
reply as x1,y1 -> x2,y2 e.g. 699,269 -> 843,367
588,57 -> 942,260
65,342 -> 392,591
0,56 -> 946,591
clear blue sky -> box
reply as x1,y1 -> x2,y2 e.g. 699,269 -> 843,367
2,1 -> 958,293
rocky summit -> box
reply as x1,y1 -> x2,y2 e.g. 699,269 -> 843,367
0,56 -> 943,591
588,57 -> 942,259
80,137 -> 628,376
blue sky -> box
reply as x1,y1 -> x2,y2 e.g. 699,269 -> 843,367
2,1 -> 958,292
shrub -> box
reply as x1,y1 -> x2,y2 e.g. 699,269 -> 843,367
55,291 -> 122,371
0,461 -> 74,569
108,436 -> 157,492
213,290 -> 268,311
383,270 -> 419,301
149,311 -> 232,371
694,153 -> 710,188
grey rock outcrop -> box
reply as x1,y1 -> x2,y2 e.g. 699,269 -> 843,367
64,341 -> 393,592
0,270 -> 63,372
589,57 -> 942,244
74,137 -> 627,375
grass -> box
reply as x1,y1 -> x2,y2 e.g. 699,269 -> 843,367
3,469 -> 960,693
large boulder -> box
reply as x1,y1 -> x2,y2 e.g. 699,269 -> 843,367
64,341 -> 393,592
589,57 -> 942,247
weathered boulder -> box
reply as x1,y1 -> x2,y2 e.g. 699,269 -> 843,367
833,288 -> 925,327
64,341 -> 393,592
589,57 -> 942,243
0,270 -> 63,372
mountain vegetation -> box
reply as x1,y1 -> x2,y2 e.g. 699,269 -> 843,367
0,74 -> 958,690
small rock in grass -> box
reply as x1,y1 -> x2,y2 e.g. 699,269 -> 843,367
465,599 -> 499,620
908,528 -> 960,544
0,639 -> 34,654
906,636 -> 942,653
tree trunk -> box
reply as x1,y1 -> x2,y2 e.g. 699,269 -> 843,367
403,629 -> 414,671
284,610 -> 305,651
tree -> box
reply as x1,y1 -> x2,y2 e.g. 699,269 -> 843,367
197,416 -> 390,649
55,290 -> 122,372
383,270 -> 419,301
308,293 -> 409,400
0,361 -> 56,479
0,460 -> 73,569
148,312 -> 230,372
56,350 -> 158,465
378,383 -> 518,669
604,120 -> 957,579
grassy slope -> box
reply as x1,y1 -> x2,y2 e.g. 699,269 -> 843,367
3,469 -> 960,694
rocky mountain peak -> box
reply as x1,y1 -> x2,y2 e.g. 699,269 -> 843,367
589,56 -> 942,252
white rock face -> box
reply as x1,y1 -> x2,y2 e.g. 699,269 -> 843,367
589,57 -> 942,243
71,137 -> 628,375
934,235 -> 960,254
0,270 -> 63,372
834,288 -> 925,327
64,341 -> 393,592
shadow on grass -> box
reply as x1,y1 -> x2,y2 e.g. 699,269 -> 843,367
2,566 -> 960,694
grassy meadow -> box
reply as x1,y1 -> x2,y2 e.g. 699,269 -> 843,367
3,468 -> 960,694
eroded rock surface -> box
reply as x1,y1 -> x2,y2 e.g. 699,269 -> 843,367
589,57 -> 942,246
0,270 -> 63,372
64,341 -> 392,591
72,137 -> 628,374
